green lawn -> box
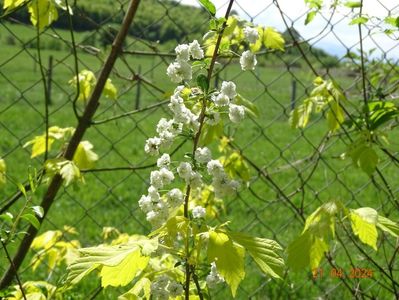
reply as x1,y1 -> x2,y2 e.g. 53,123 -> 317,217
1,21 -> 398,299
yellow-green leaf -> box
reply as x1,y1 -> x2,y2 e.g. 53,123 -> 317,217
0,158 -> 6,187
118,277 -> 151,300
28,0 -> 59,30
309,236 -> 329,269
59,160 -> 81,186
207,230 -> 245,297
104,78 -> 118,100
377,215 -> 399,237
326,100 -> 344,131
64,237 -> 157,287
349,208 -> 378,250
3,0 -> 26,10
263,27 -> 285,51
101,248 -> 149,287
227,232 -> 284,279
287,231 -> 311,271
69,70 -> 96,101
24,136 -> 55,158
73,141 -> 99,170
289,99 -> 313,129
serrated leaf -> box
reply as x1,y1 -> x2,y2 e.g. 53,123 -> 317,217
21,214 -> 40,230
263,27 -> 285,51
28,0 -> 59,30
377,215 -> 399,237
227,232 -> 284,279
208,230 -> 245,297
118,277 -> 151,300
101,249 -> 149,287
64,238 -> 157,287
309,236 -> 329,269
224,16 -> 237,36
349,208 -> 378,250
24,136 -> 55,158
199,0 -> 216,16
69,70 -> 96,102
73,141 -> 99,170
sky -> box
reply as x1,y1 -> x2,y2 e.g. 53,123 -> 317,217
180,0 -> 399,59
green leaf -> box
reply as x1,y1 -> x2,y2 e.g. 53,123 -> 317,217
349,16 -> 368,25
326,100 -> 344,131
222,152 -> 251,182
24,136 -> 55,158
200,122 -> 224,146
198,0 -> 216,16
287,231 -> 311,271
28,0 -> 59,30
64,238 -> 157,287
263,27 -> 285,51
377,215 -> 399,237
349,208 -> 378,250
21,213 -> 40,230
0,212 -> 14,224
289,99 -> 313,129
227,232 -> 284,279
344,1 -> 362,8
358,147 -> 378,176
73,141 -> 99,170
101,249 -> 149,287
305,11 -> 317,25
118,277 -> 151,300
0,158 -> 6,187
309,236 -> 329,269
69,70 -> 96,102
3,0 -> 27,10
234,94 -> 260,118
208,230 -> 245,297
196,74 -> 209,93
347,142 -> 378,176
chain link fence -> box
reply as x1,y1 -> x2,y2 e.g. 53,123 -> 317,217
1,0 -> 399,298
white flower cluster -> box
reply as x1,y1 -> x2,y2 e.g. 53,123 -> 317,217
151,275 -> 183,299
243,26 -> 259,44
211,81 -> 246,124
177,161 -> 202,189
138,153 -> 184,227
192,205 -> 206,219
167,40 -> 204,83
206,262 -> 224,289
207,159 -> 240,198
240,50 -> 257,71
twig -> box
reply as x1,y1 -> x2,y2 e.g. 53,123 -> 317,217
1,240 -> 27,300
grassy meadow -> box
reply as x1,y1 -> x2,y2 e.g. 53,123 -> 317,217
1,20 -> 398,299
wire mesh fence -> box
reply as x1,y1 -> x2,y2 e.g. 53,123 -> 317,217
1,0 -> 399,298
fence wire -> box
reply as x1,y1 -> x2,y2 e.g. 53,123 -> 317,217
1,0 -> 399,299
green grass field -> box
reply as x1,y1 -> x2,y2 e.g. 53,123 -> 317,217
1,21 -> 398,299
